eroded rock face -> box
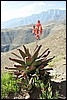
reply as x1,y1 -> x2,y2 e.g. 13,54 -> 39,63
1,30 -> 19,51
1,26 -> 34,52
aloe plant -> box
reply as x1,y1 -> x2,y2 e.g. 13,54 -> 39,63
5,45 -> 54,98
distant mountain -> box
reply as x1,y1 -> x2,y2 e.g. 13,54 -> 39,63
1,9 -> 66,29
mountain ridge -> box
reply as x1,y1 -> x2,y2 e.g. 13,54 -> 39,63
1,9 -> 66,29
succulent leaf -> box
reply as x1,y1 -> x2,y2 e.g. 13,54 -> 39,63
25,57 -> 32,66
9,58 -> 25,66
14,71 -> 21,76
26,66 -> 36,75
5,67 -> 17,70
14,65 -> 26,71
23,45 -> 31,57
42,51 -> 50,57
32,45 -> 42,62
26,48 -> 31,57
11,52 -> 22,59
17,49 -> 27,59
42,56 -> 55,66
31,59 -> 42,67
37,48 -> 49,59
38,65 -> 45,69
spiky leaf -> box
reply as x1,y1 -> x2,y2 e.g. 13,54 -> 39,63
17,49 -> 27,59
37,48 -> 49,59
11,52 -> 22,59
42,51 -> 50,58
42,56 -> 55,66
14,71 -> 21,76
31,59 -> 42,67
5,66 -> 26,71
9,58 -> 25,66
26,66 -> 36,75
38,65 -> 45,69
25,56 -> 32,66
5,67 -> 17,70
18,72 -> 26,79
23,45 -> 31,57
14,65 -> 26,71
32,45 -> 42,62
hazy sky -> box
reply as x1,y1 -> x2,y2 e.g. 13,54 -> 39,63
1,1 -> 66,21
